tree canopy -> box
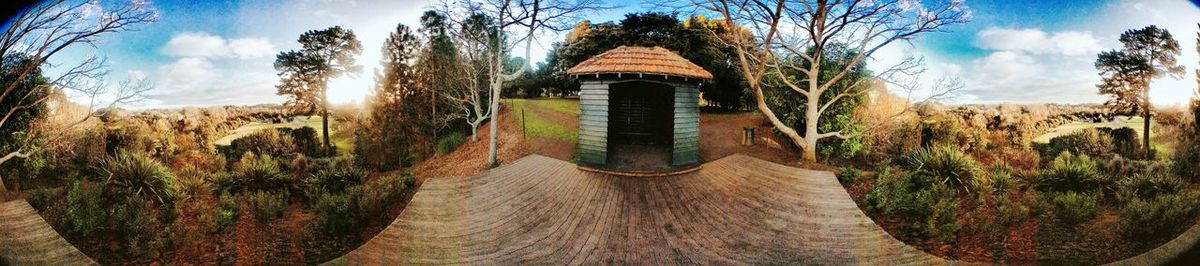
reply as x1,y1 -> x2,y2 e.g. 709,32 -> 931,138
357,23 -> 424,170
765,45 -> 870,159
0,54 -> 50,162
274,26 -> 363,150
543,13 -> 751,109
1095,25 -> 1184,158
692,0 -> 969,162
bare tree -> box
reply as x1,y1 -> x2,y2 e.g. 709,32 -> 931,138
441,11 -> 496,142
0,0 -> 157,195
439,0 -> 607,167
688,0 -> 968,162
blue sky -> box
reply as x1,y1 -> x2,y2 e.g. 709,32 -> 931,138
33,0 -> 1200,108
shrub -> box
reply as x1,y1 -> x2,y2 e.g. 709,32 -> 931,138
151,222 -> 180,255
222,129 -> 297,161
401,172 -> 417,188
1106,127 -> 1142,159
1102,155 -> 1138,178
312,192 -> 354,236
865,168 -> 957,240
836,167 -> 863,184
305,164 -> 366,193
968,192 -> 1028,234
355,172 -> 415,221
230,153 -> 294,192
995,195 -> 1029,227
98,151 -> 181,204
210,172 -> 235,193
103,122 -> 157,156
1050,191 -> 1099,225
26,187 -> 55,210
170,150 -> 226,173
1025,192 -> 1048,217
907,146 -> 980,190
1122,191 -> 1200,240
924,192 -> 959,242
436,132 -> 468,155
216,192 -> 237,230
869,124 -> 922,162
987,165 -> 1015,194
866,168 -> 929,216
188,201 -> 221,234
1115,170 -> 1182,203
1174,137 -> 1200,181
176,166 -> 212,199
1039,152 -> 1108,193
107,197 -> 158,255
1037,128 -> 1114,159
62,181 -> 105,237
284,127 -> 321,156
245,191 -> 288,222
920,115 -> 983,150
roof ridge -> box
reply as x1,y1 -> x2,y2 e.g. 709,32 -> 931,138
567,46 -> 713,80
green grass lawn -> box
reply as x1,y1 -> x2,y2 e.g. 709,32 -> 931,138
214,116 -> 346,147
507,98 -> 579,143
1033,116 -> 1179,157
1033,116 -> 1146,143
522,98 -> 580,116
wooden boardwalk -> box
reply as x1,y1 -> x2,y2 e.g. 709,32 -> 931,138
329,154 -> 950,265
0,200 -> 96,265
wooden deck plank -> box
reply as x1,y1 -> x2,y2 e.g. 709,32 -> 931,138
0,200 -> 97,266
327,154 -> 962,265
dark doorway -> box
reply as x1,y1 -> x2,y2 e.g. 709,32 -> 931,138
608,81 -> 674,171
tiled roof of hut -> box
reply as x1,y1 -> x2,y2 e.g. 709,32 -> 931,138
567,46 -> 714,80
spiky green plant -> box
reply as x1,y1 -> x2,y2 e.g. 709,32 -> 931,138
907,145 -> 980,190
98,152 -> 180,204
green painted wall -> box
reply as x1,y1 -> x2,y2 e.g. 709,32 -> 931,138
671,84 -> 701,166
577,80 -> 610,167
577,79 -> 702,169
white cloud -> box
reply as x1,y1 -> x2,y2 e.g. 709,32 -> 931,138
227,38 -> 276,59
160,57 -> 216,85
127,70 -> 148,81
940,63 -> 962,76
1123,1 -> 1164,20
151,56 -> 279,107
971,51 -> 1038,82
162,32 -> 276,59
78,1 -> 103,18
975,27 -> 1103,56
958,51 -> 1104,104
954,26 -> 1113,104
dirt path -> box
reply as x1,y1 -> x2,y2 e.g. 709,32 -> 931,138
515,103 -> 578,161
409,109 -> 534,179
699,112 -> 801,165
328,154 -> 951,264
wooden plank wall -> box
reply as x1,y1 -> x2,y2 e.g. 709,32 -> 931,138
671,83 -> 701,166
577,80 -> 609,167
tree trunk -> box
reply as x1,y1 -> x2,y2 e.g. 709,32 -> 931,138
322,109 -> 331,151
470,123 -> 478,141
1144,105 -> 1153,159
0,177 -> 6,202
320,83 -> 332,152
803,87 -> 821,162
749,84 -> 808,161
486,78 -> 501,167
801,60 -> 822,162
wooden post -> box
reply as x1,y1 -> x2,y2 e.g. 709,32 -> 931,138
742,127 -> 755,146
522,109 -> 527,139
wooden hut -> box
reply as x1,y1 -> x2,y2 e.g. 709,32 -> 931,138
567,46 -> 712,174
